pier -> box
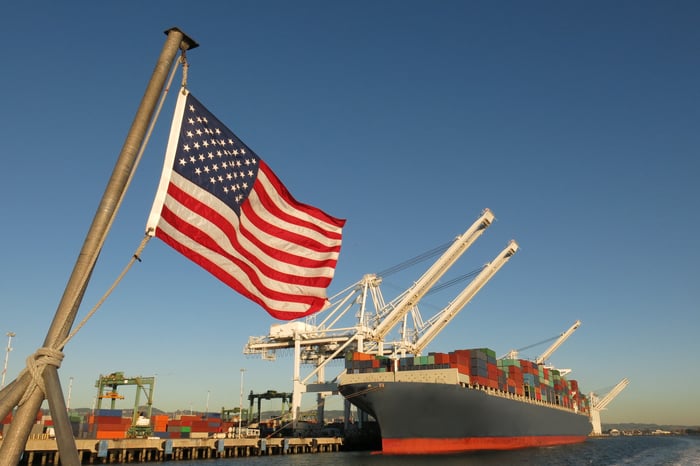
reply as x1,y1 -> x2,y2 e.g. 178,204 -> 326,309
6,436 -> 343,465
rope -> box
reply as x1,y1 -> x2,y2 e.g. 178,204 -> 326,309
180,49 -> 189,92
18,348 -> 64,405
15,48 -> 187,406
61,234 -> 151,348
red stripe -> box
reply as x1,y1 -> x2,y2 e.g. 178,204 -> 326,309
257,161 -> 345,236
382,435 -> 588,455
156,226 -> 327,320
165,182 -> 333,287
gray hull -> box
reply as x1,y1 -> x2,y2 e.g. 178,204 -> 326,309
339,378 -> 592,454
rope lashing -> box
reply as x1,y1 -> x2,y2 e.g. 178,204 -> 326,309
180,49 -> 189,92
18,347 -> 64,405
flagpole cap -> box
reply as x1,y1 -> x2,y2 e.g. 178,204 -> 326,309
164,27 -> 199,50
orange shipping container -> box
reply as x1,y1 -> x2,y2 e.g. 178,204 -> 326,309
95,430 -> 127,439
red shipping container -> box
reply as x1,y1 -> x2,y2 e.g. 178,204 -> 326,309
95,430 -> 126,439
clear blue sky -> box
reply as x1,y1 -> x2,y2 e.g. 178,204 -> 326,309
1,1 -> 698,426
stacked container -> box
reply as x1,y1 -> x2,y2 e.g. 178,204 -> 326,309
344,348 -> 588,413
88,409 -> 131,439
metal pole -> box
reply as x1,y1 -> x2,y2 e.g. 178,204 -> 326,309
1,332 -> 15,388
66,376 -> 74,412
238,369 -> 245,438
0,28 -> 198,466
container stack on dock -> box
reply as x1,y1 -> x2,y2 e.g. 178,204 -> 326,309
151,414 -> 169,437
164,414 -> 229,439
89,409 -> 132,439
345,348 -> 589,414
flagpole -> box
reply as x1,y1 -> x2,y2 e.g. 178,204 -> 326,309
0,27 -> 198,466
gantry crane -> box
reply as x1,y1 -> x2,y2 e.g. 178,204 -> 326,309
536,320 -> 581,365
370,208 -> 495,345
501,320 -> 581,368
589,378 -> 630,435
404,240 -> 519,355
95,372 -> 156,438
244,209 -> 518,427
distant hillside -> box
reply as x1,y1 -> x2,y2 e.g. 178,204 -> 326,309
603,423 -> 700,433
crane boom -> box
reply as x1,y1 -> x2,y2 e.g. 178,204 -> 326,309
535,320 -> 581,365
594,377 -> 630,410
589,377 -> 630,435
372,208 -> 495,341
410,240 -> 519,354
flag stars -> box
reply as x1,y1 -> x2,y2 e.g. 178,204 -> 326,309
175,100 -> 260,206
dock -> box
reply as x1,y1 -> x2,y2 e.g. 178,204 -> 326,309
5,436 -> 343,464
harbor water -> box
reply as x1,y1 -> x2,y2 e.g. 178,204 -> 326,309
155,436 -> 700,466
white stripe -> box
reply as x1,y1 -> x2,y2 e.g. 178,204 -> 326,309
256,166 -> 344,241
146,90 -> 189,235
243,182 -> 341,260
156,218 -> 316,314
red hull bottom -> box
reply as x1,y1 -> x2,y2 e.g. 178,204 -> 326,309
382,435 -> 588,455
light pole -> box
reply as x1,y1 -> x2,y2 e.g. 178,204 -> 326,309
1,331 -> 15,389
66,377 -> 74,412
238,368 -> 246,438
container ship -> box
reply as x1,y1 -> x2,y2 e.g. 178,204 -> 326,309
338,348 -> 592,455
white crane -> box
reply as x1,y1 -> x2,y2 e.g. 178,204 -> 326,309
371,208 -> 495,343
536,320 -> 581,365
243,208 -> 517,427
406,240 -> 519,355
589,378 -> 630,435
500,320 -> 581,366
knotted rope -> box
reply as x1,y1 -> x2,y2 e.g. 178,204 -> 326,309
19,348 -> 64,406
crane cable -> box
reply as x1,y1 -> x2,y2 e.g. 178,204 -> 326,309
377,241 -> 451,277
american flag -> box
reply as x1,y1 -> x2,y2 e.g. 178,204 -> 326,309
147,91 -> 345,320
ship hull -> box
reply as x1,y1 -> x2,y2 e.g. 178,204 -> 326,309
339,378 -> 592,455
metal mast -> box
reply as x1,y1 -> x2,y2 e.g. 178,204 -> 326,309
0,28 -> 198,466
